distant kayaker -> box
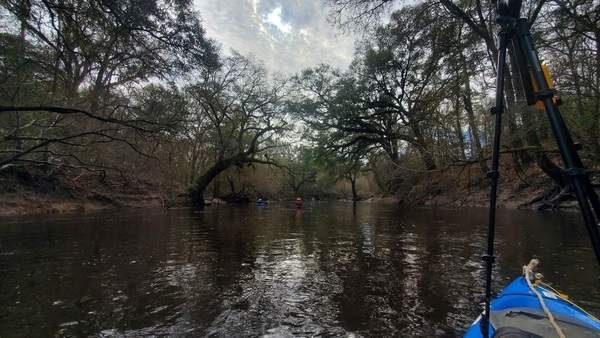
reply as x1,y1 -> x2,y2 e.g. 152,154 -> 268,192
294,197 -> 303,208
257,198 -> 264,206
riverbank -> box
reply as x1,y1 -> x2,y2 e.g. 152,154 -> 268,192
0,162 -> 584,217
395,161 -> 582,211
0,190 -> 166,217
0,169 -> 170,217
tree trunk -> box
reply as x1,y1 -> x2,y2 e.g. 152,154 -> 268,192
191,154 -> 244,206
460,53 -> 486,172
454,95 -> 466,158
463,94 -> 488,173
382,138 -> 400,165
351,178 -> 358,201
349,166 -> 358,201
507,49 -> 536,168
412,126 -> 437,170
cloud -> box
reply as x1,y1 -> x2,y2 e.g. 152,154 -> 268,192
194,0 -> 356,75
266,7 -> 292,33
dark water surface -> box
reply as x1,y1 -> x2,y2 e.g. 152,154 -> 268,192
1,202 -> 600,337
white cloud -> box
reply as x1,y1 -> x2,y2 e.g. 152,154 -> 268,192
194,0 -> 356,75
266,7 -> 292,33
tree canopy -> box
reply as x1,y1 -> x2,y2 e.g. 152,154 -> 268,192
1,0 -> 598,206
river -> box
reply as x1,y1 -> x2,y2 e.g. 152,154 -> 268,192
1,201 -> 599,337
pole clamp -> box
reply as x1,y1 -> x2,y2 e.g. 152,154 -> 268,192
490,106 -> 503,115
482,254 -> 496,264
535,88 -> 556,100
487,170 -> 500,179
563,167 -> 587,176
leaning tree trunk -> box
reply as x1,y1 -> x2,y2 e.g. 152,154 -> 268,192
191,155 -> 244,206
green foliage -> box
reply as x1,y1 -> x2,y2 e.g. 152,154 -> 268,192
1,0 -> 599,205
0,0 -> 219,182
290,3 -> 468,176
185,53 -> 293,204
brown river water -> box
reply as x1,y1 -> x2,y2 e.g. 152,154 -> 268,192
1,201 -> 599,337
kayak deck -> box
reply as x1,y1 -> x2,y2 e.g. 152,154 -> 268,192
464,276 -> 600,337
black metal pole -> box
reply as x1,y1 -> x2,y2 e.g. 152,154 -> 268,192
481,17 -> 513,338
478,2 -> 600,337
514,19 -> 600,267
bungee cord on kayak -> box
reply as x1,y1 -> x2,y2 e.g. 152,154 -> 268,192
522,259 -> 566,338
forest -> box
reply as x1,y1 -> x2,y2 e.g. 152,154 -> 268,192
0,0 -> 598,214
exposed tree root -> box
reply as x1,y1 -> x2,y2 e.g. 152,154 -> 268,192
518,185 -> 578,211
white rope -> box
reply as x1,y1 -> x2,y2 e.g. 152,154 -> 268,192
523,259 -> 566,338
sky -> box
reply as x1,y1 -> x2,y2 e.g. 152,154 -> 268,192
193,0 -> 357,75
